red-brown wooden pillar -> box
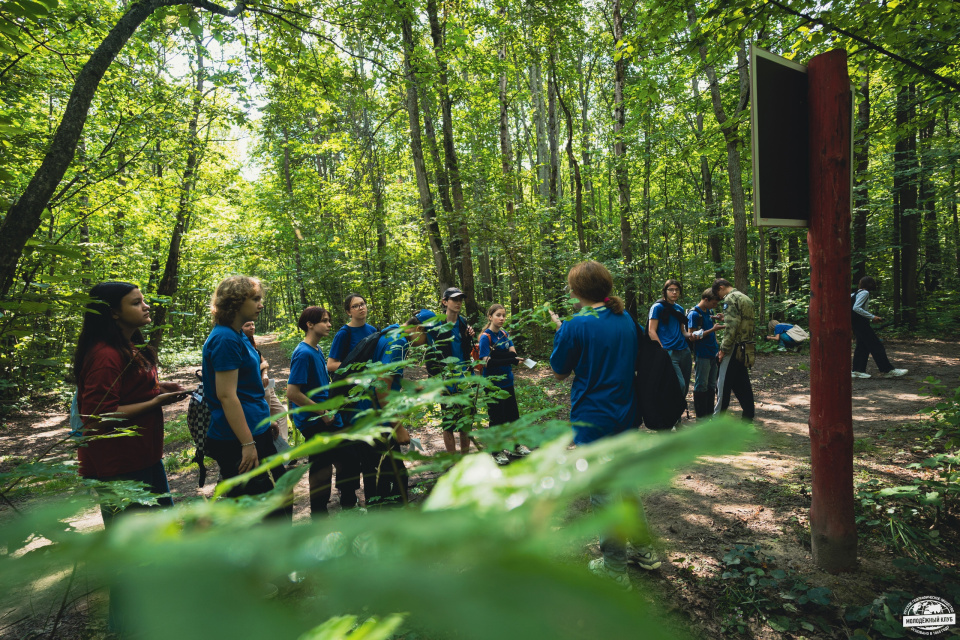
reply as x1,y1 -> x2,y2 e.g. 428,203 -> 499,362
807,49 -> 857,573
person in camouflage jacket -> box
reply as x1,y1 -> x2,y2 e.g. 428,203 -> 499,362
712,278 -> 755,420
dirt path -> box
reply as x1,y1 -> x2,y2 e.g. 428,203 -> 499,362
2,336 -> 958,638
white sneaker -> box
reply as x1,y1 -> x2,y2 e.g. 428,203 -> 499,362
588,558 -> 632,591
852,371 -> 871,379
493,452 -> 510,465
885,368 -> 908,377
515,445 -> 532,456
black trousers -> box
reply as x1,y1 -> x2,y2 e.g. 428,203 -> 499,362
206,429 -> 292,521
359,436 -> 409,508
715,355 -> 755,420
300,421 -> 361,514
852,314 -> 893,373
487,385 -> 520,426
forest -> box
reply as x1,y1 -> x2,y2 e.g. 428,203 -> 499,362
1,0 -> 960,638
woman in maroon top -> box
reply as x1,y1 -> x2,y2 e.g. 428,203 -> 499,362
73,282 -> 186,524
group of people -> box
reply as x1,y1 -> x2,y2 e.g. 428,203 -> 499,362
646,277 -> 756,422
72,265 -> 909,600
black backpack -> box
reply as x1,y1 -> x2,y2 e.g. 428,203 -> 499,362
330,328 -> 387,420
632,319 -> 686,431
186,370 -> 212,487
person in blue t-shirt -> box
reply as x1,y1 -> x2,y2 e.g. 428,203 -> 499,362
326,292 -> 378,505
327,292 -> 378,373
363,312 -> 432,507
649,279 -> 693,400
202,275 -> 290,519
549,260 -> 660,586
426,287 -> 476,455
286,306 -> 351,517
478,303 -> 529,464
766,320 -> 802,351
688,288 -> 725,420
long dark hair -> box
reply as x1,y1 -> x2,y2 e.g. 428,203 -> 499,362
73,282 -> 157,385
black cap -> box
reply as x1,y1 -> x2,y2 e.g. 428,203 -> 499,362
442,287 -> 465,300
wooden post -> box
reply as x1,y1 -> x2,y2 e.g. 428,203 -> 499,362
807,49 -> 857,573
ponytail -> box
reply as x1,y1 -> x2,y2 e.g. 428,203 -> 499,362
604,296 -> 625,314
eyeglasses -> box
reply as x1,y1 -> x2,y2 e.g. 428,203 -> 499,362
350,302 -> 367,310
666,287 -> 680,293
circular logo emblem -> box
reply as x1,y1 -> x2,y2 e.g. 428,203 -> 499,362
902,596 -> 956,636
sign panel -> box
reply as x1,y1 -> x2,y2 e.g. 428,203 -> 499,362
750,45 -> 809,227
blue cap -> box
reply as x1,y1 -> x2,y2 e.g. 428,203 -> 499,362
414,308 -> 437,324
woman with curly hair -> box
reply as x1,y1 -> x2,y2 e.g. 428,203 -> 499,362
201,276 -> 290,519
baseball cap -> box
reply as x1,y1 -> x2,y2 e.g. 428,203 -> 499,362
413,309 -> 437,324
442,287 -> 465,300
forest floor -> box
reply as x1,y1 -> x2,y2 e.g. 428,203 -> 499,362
2,336 -> 959,639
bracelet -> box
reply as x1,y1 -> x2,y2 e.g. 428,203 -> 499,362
240,441 -> 256,447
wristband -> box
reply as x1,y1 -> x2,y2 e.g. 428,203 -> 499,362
240,441 -> 256,447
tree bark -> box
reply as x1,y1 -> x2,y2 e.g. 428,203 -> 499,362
150,27 -> 206,349
613,0 -> 636,318
554,67 -> 585,254
697,25 -> 750,289
0,0 -> 247,298
282,128 -> 308,309
919,115 -> 940,292
426,0 -> 477,316
896,84 -> 918,329
401,13 -> 453,294
499,9 -> 520,315
852,72 -> 870,284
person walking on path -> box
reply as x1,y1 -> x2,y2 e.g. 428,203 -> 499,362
649,279 -> 694,400
242,321 -> 289,449
712,278 -> 755,420
550,260 -> 661,591
688,288 -> 724,420
851,276 -> 908,379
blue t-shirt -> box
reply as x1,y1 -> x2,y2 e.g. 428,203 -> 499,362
688,306 -> 719,358
479,328 -> 515,389
202,324 -> 272,441
549,307 -> 637,445
330,323 -> 378,362
773,323 -> 797,345
375,324 -> 407,394
288,341 -> 343,433
649,301 -> 689,351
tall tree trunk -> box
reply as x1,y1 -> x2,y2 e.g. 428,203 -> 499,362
788,233 -> 801,293
0,0 -> 246,298
543,53 -> 561,302
920,115 -> 940,292
530,62 -> 550,204
643,112 -> 653,304
401,13 -> 453,294
555,68 -> 585,254
149,28 -> 205,350
426,0 -> 476,315
577,51 -> 596,246
499,11 -> 520,315
694,10 -> 750,289
613,0 -> 636,317
283,128 -> 308,308
947,108 -> 960,284
687,52 -> 722,274
896,84 -> 918,329
422,97 -> 460,280
852,72 -> 870,284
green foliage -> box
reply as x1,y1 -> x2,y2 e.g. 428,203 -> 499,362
716,544 -> 833,635
0,417 -> 755,640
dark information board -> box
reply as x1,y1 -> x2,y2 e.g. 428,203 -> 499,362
751,45 -> 809,227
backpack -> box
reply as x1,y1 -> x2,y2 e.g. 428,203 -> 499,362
471,328 -> 496,374
633,318 -> 686,431
330,328 -> 388,420
186,370 -> 212,488
784,325 -> 809,344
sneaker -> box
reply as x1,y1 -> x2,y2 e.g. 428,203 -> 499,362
885,368 -> 908,377
515,445 -> 532,456
631,546 -> 662,571
493,452 -> 510,465
851,371 -> 871,379
588,558 -> 632,591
